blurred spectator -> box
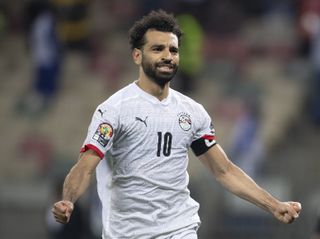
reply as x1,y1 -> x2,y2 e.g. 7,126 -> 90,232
298,0 -> 320,125
309,18 -> 320,125
175,13 -> 204,93
51,0 -> 90,51
18,0 -> 62,116
228,97 -> 265,179
167,0 -> 208,93
298,0 -> 320,56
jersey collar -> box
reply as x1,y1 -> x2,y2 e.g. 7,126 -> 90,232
132,81 -> 172,106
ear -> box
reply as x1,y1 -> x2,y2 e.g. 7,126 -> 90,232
132,48 -> 142,65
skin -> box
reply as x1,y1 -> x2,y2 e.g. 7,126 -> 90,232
132,29 -> 179,101
52,29 -> 301,225
199,144 -> 301,224
52,150 -> 100,223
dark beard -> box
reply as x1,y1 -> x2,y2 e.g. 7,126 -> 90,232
141,58 -> 178,87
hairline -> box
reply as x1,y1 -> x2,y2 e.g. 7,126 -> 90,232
136,29 -> 180,51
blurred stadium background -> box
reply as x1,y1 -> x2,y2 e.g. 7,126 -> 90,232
1,0 -> 320,238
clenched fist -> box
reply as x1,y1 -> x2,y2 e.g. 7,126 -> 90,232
273,201 -> 302,224
52,200 -> 74,224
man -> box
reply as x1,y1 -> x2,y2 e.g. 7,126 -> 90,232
52,10 -> 301,239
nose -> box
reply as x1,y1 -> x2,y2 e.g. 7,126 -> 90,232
161,49 -> 173,61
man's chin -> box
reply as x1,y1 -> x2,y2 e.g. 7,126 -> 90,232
153,76 -> 173,86
156,71 -> 176,80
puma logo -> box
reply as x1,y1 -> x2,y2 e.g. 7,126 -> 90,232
135,116 -> 148,127
98,109 -> 106,117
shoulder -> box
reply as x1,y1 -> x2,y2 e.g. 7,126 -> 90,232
98,83 -> 138,109
90,84 -> 138,124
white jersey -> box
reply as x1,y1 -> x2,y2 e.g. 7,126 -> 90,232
81,82 -> 216,239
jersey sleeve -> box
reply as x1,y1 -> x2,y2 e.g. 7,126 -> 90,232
190,104 -> 217,156
80,103 -> 118,159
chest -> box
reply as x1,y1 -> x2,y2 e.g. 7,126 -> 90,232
114,103 -> 196,153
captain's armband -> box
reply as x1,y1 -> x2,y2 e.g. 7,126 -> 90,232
191,134 -> 216,156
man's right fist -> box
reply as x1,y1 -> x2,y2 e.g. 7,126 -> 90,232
52,200 -> 74,224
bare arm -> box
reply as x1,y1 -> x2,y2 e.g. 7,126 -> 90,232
198,144 -> 301,223
62,149 -> 101,202
52,149 -> 101,223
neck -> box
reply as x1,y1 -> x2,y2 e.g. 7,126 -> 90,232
136,74 -> 170,101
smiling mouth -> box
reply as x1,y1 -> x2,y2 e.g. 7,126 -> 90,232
158,66 -> 172,71
157,64 -> 175,72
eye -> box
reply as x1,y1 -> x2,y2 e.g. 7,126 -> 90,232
170,47 -> 179,54
152,46 -> 163,52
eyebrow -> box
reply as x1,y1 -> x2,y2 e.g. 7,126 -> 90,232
170,46 -> 179,51
150,44 -> 178,50
150,44 -> 164,48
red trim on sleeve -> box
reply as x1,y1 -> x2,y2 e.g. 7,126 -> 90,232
80,144 -> 104,159
202,134 -> 216,140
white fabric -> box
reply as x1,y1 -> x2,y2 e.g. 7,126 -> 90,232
82,82 -> 215,238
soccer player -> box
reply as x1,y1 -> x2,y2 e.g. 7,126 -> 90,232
52,10 -> 301,239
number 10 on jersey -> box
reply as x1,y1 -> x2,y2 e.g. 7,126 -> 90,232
157,132 -> 172,157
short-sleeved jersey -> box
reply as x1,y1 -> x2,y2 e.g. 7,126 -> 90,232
81,82 -> 216,239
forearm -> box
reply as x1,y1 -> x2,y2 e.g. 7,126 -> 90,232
62,163 -> 93,203
200,145 -> 301,224
200,145 -> 280,214
217,162 -> 279,213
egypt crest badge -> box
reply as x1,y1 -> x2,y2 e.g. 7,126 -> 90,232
93,123 -> 113,147
178,112 -> 192,131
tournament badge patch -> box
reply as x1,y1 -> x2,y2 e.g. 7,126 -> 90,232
92,123 -> 113,147
178,112 -> 192,131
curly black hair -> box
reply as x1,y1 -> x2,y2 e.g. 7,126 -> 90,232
128,9 -> 183,51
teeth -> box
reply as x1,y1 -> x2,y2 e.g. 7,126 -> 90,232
158,66 -> 171,69
158,66 -> 171,71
